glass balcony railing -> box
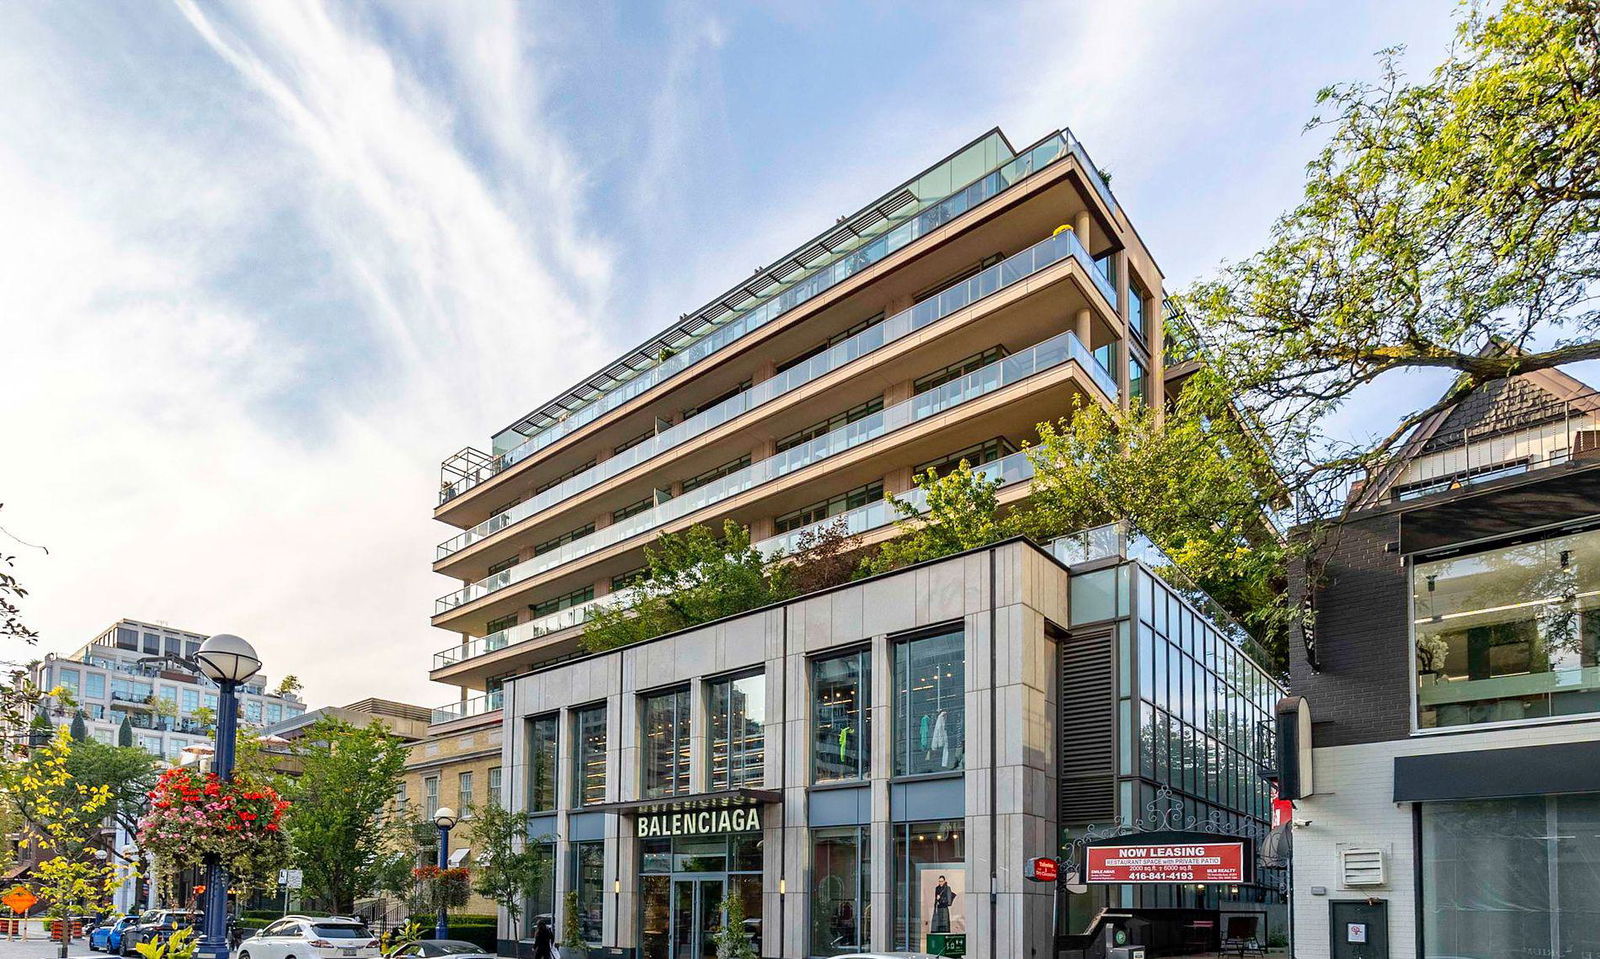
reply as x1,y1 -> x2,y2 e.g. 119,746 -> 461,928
436,330 -> 1114,614
429,450 -> 1041,671
431,689 -> 503,725
437,226 -> 1114,560
440,130 -> 1117,504
432,587 -> 639,669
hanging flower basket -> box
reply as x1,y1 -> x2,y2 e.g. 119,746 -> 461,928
136,766 -> 290,892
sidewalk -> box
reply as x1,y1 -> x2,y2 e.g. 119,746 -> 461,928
0,938 -> 98,959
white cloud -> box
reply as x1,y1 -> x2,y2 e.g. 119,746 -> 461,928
0,1 -> 613,708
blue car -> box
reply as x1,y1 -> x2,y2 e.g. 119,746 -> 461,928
90,916 -> 136,953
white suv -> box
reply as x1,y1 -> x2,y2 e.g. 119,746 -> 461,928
238,916 -> 379,959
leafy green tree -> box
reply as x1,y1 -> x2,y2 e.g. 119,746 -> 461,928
1182,0 -> 1600,504
283,719 -> 411,913
466,804 -> 550,927
582,520 -> 792,652
7,728 -> 126,957
272,675 -> 303,699
116,715 -> 134,748
0,503 -> 39,647
857,462 -> 1018,577
68,711 -> 88,742
1023,387 -> 1300,669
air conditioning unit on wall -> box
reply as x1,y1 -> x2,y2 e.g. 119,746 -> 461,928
1341,848 -> 1385,887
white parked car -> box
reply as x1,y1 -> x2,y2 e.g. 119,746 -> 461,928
238,916 -> 379,959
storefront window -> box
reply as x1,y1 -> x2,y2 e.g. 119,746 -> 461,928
1422,794 -> 1600,956
643,688 -> 691,798
571,840 -> 605,946
1414,527 -> 1600,729
813,650 -> 870,783
894,630 -> 966,776
811,827 -> 869,956
892,820 -> 966,951
574,705 -> 607,805
709,672 -> 765,789
526,715 -> 559,812
525,836 -> 556,936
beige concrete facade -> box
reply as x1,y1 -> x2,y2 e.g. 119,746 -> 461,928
500,539 -> 1067,957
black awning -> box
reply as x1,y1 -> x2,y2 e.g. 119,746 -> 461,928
1394,740 -> 1600,802
585,787 -> 781,816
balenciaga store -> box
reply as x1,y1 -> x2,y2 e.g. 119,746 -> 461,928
499,533 -> 1284,958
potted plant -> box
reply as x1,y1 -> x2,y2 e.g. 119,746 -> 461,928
559,890 -> 587,959
711,893 -> 756,959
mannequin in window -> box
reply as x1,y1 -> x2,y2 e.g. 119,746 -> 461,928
930,875 -> 956,933
931,708 -> 949,768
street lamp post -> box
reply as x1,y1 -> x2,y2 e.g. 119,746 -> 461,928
193,634 -> 262,959
432,808 -> 458,941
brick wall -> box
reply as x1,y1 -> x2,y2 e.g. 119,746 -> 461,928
1291,511 -> 1413,747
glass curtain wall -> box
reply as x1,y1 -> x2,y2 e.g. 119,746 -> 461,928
709,672 -> 766,789
813,651 -> 871,783
811,827 -> 870,956
1414,527 -> 1600,728
643,688 -> 691,798
892,821 -> 966,951
1422,794 -> 1600,956
573,705 -> 607,805
526,715 -> 559,812
894,630 -> 966,776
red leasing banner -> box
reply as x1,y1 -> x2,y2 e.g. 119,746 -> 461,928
1086,842 -> 1246,883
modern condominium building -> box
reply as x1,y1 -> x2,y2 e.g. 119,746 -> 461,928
428,126 -> 1288,959
429,126 -> 1169,716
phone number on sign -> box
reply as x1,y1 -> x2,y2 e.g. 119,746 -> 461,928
1122,871 -> 1195,881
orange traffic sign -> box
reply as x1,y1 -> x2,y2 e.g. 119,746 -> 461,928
2,887 -> 37,913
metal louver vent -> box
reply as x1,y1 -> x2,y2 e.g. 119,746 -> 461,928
1341,848 -> 1385,887
1059,626 -> 1115,827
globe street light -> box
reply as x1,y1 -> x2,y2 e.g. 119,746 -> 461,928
194,634 -> 261,959
432,807 -> 459,940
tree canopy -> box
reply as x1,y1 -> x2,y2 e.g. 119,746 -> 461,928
582,520 -> 792,652
1183,0 -> 1600,504
282,718 -> 411,913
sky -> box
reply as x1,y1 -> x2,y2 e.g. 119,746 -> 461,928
0,0 -> 1544,709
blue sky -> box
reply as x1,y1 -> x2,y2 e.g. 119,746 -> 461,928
1,0 -> 1538,706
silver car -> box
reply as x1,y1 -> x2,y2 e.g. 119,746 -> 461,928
237,916 -> 380,959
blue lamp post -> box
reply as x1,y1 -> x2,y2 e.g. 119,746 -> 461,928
193,634 -> 262,959
431,807 -> 458,940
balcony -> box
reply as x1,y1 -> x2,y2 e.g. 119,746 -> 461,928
436,226 -> 1116,562
435,328 -> 1115,616
439,130 -> 1117,505
433,587 -> 639,669
430,449 -> 1043,674
431,690 -> 503,725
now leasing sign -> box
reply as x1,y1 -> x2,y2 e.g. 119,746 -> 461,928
636,805 -> 762,838
1086,842 -> 1246,883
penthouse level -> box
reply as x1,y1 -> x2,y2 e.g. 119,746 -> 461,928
430,124 -> 1170,710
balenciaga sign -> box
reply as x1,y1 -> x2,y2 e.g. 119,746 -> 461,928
635,805 -> 762,838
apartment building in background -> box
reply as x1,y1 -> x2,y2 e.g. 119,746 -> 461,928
33,617 -> 307,761
427,126 -> 1170,722
424,126 -> 1289,958
1287,370 -> 1600,958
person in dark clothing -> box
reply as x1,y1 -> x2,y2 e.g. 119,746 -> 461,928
531,917 -> 556,959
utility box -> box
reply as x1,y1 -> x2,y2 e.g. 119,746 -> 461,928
1109,947 -> 1147,959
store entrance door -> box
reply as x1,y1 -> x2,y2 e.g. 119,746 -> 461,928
671,877 -> 724,959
